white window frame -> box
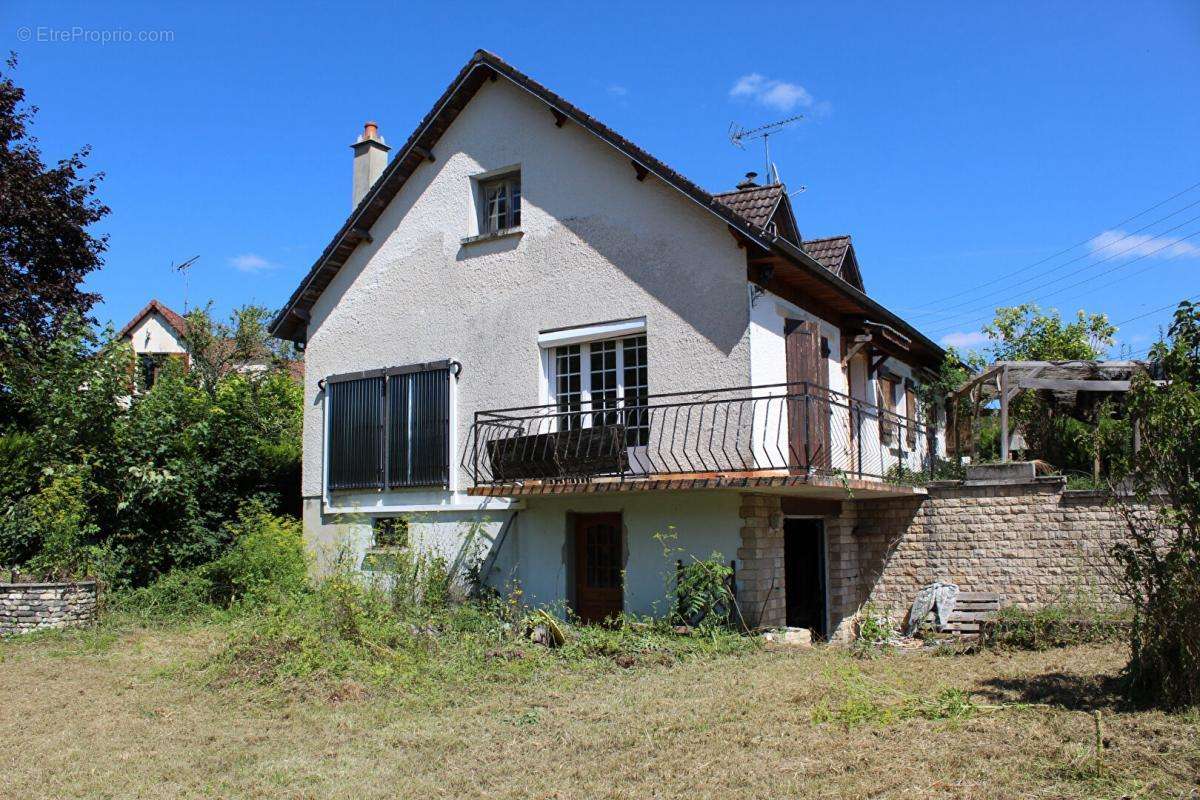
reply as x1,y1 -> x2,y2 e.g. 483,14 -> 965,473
538,318 -> 647,411
469,164 -> 522,238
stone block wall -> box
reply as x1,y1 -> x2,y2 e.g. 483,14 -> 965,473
738,479 -> 1145,644
0,581 -> 98,635
737,494 -> 786,628
854,478 -> 1142,622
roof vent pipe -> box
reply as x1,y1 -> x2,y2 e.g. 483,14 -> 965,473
350,121 -> 390,208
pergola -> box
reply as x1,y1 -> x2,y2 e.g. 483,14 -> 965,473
949,360 -> 1150,463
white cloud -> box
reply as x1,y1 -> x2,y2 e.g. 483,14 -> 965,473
607,84 -> 628,97
228,253 -> 276,272
940,330 -> 989,349
1088,229 -> 1200,260
730,73 -> 818,112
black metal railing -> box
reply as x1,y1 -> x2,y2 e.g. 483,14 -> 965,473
469,382 -> 937,488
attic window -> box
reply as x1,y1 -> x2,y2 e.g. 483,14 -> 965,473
480,173 -> 521,234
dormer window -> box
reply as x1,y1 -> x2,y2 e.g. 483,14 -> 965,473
481,173 -> 521,234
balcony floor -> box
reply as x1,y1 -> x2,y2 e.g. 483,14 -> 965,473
466,469 -> 928,499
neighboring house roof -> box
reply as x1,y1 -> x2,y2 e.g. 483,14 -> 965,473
268,49 -> 943,366
117,299 -> 188,341
712,184 -> 786,230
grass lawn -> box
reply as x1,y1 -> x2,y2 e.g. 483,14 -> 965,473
1,626 -> 1197,799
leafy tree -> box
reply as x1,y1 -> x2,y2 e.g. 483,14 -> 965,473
980,305 -> 1120,473
1115,299 -> 1200,708
0,309 -> 302,585
0,54 -> 108,368
984,304 -> 1115,362
178,303 -> 297,396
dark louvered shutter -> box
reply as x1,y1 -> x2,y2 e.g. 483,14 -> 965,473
387,367 -> 450,488
326,364 -> 450,493
328,376 -> 385,490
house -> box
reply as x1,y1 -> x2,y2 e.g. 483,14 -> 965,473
269,51 -> 948,640
117,299 -> 193,390
118,299 -> 303,389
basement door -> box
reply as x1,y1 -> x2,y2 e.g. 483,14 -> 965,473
784,518 -> 827,637
572,513 -> 624,624
784,318 -> 832,471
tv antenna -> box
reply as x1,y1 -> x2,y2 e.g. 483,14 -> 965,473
172,255 -> 200,312
728,115 -> 803,184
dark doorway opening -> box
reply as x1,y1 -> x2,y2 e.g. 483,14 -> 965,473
784,518 -> 826,637
572,512 -> 624,624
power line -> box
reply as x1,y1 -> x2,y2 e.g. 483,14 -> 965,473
924,217 -> 1200,334
926,227 -> 1200,337
908,198 -> 1200,320
1111,295 -> 1200,327
908,178 -> 1200,310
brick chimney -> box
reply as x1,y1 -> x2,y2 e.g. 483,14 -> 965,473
350,121 -> 390,208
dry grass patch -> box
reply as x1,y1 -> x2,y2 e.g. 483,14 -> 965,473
1,629 -> 1197,799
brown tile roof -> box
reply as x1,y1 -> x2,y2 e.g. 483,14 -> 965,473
802,235 -> 865,290
117,299 -> 189,340
802,236 -> 851,272
712,184 -> 785,230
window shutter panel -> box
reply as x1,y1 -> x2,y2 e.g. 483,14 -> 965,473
328,376 -> 385,490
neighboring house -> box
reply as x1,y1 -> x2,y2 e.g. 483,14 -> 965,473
118,299 -> 302,390
117,299 -> 192,390
269,51 -> 947,640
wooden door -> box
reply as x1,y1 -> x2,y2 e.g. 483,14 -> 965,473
784,319 -> 831,470
573,513 -> 624,624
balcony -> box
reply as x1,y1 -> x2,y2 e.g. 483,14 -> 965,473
467,383 -> 936,497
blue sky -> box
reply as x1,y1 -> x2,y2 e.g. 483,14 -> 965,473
3,1 -> 1198,358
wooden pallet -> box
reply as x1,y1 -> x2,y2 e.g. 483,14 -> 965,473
938,591 -> 1003,636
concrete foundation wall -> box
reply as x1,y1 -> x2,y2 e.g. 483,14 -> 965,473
495,491 -> 743,617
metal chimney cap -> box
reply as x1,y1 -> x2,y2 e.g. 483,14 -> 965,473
736,171 -> 759,190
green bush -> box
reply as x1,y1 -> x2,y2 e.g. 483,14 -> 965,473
0,312 -> 303,587
672,553 -> 736,629
0,469 -> 101,579
985,604 -> 1129,651
110,505 -> 307,622
1115,300 -> 1200,708
205,502 -> 308,607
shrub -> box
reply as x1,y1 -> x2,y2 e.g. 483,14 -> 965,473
1114,300 -> 1200,708
852,603 -> 896,658
110,505 -> 307,622
0,312 -> 303,588
0,469 -> 100,579
205,502 -> 308,607
985,604 -> 1128,651
672,553 -> 736,629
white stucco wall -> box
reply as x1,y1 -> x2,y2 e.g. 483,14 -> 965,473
301,78 -> 751,507
747,288 -> 845,469
488,491 -> 743,617
125,313 -> 186,355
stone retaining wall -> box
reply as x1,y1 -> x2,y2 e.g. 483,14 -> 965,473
738,476 -> 1150,644
854,478 -> 1146,622
0,581 -> 98,635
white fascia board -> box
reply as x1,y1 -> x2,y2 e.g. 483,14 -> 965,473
537,317 -> 646,348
